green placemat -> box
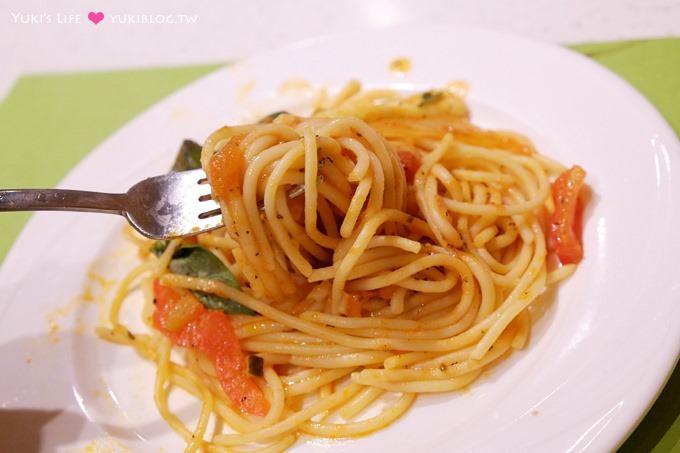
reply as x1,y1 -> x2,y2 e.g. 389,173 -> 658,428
0,39 -> 679,452
0,64 -> 221,259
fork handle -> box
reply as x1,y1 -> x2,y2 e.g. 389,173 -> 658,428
0,189 -> 128,215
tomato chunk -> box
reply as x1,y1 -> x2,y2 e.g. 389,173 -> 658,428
208,135 -> 246,201
398,150 -> 421,184
152,280 -> 269,416
343,293 -> 364,317
548,165 -> 587,265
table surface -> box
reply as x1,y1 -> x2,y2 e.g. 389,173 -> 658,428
3,0 -> 680,99
1,1 -> 679,452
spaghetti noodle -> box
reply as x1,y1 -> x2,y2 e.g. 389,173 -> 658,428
98,81 -> 586,452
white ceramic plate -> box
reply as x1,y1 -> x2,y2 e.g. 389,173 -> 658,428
1,26 -> 679,452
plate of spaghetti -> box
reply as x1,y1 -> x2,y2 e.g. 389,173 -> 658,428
1,26 -> 679,453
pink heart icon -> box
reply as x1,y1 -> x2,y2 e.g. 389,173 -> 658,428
88,11 -> 104,25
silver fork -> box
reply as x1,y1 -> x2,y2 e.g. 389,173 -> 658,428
0,169 -> 224,239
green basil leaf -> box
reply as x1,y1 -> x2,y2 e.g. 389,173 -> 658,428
419,91 -> 444,107
168,245 -> 238,285
193,292 -> 256,316
171,140 -> 203,171
247,355 -> 264,377
161,245 -> 256,316
150,240 -> 170,257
